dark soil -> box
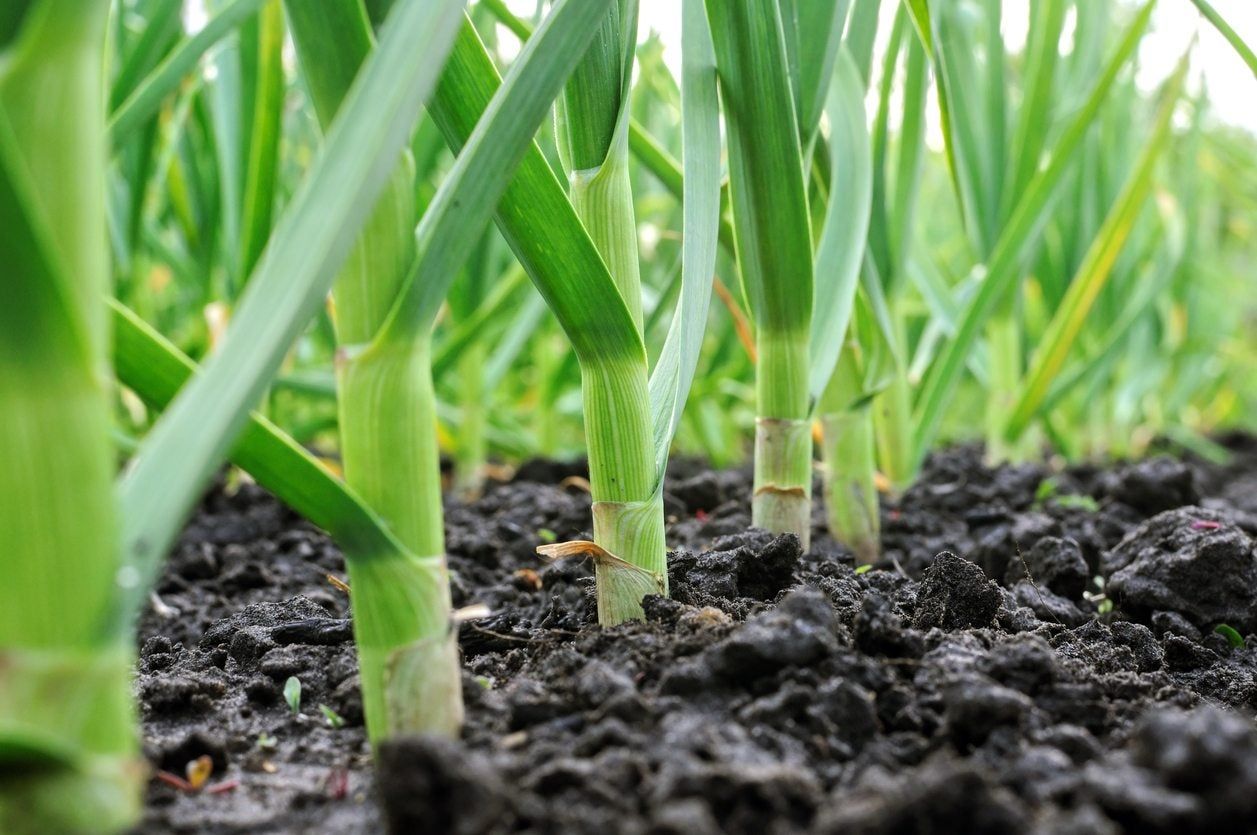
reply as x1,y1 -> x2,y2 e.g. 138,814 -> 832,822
133,434 -> 1257,834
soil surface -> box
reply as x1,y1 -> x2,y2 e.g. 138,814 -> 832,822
133,435 -> 1257,834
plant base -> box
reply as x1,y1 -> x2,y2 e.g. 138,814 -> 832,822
348,553 -> 463,742
821,409 -> 880,565
591,497 -> 667,625
752,417 -> 813,549
0,645 -> 142,834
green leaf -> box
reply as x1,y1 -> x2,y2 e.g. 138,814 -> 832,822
283,676 -> 302,713
109,301 -> 407,565
647,0 -> 721,480
706,0 -> 814,342
706,0 -> 815,431
117,0 -> 466,586
1214,624 -> 1245,650
911,0 -> 1156,464
843,0 -> 882,86
1038,208 -> 1186,417
425,18 -> 642,369
555,0 -> 637,173
866,9 -> 926,297
432,265 -> 530,380
1003,0 -> 1068,216
929,0 -> 1006,258
1003,55 -> 1189,441
808,46 -> 873,409
237,0 -> 284,277
319,704 -> 346,728
107,0 -> 269,148
780,0 -> 849,143
477,0 -> 734,253
108,0 -> 183,112
554,1 -> 647,331
1189,0 -> 1257,78
483,293 -> 549,391
375,0 -> 619,345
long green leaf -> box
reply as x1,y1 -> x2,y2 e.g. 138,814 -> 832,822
706,0 -> 814,345
425,19 -> 642,368
110,301 -> 405,563
1189,0 -> 1257,78
1003,55 -> 1189,439
780,0 -> 849,143
1003,0 -> 1068,215
376,0 -> 616,346
808,46 -> 873,408
554,0 -> 646,332
432,264 -> 529,380
1036,207 -> 1186,418
930,0 -> 1005,257
911,0 -> 1156,462
107,0 -> 268,148
647,0 -> 720,479
109,0 -> 184,112
117,0 -> 466,584
479,0 -> 738,255
237,0 -> 284,276
844,0 -> 881,84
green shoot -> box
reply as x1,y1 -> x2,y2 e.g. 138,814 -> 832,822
284,676 -> 302,714
319,704 -> 346,728
1215,624 -> 1246,649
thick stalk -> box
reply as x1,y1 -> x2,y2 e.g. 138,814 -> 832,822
561,1 -> 665,620
336,337 -> 461,739
582,356 -> 667,623
984,312 -> 1027,464
873,367 -> 914,495
329,158 -> 461,742
0,2 -> 141,831
706,0 -> 816,548
753,331 -> 812,548
569,158 -> 642,328
821,408 -> 880,565
285,1 -> 461,740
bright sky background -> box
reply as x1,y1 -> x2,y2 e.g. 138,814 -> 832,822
502,0 -> 1257,135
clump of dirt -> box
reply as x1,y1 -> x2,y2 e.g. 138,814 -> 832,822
133,438 -> 1257,833
1107,506 -> 1257,632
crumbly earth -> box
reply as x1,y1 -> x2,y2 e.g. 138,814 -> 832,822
133,435 -> 1257,834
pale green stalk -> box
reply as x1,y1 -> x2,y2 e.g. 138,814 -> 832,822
0,2 -> 141,831
425,2 -> 719,628
822,407 -> 879,565
984,312 -> 1030,463
557,0 -> 667,616
706,0 -> 816,547
819,346 -> 879,565
866,10 -> 925,495
285,0 -> 461,739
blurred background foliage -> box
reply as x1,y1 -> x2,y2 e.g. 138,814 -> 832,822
108,0 -> 1257,477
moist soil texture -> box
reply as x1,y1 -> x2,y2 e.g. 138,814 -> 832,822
133,434 -> 1257,834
